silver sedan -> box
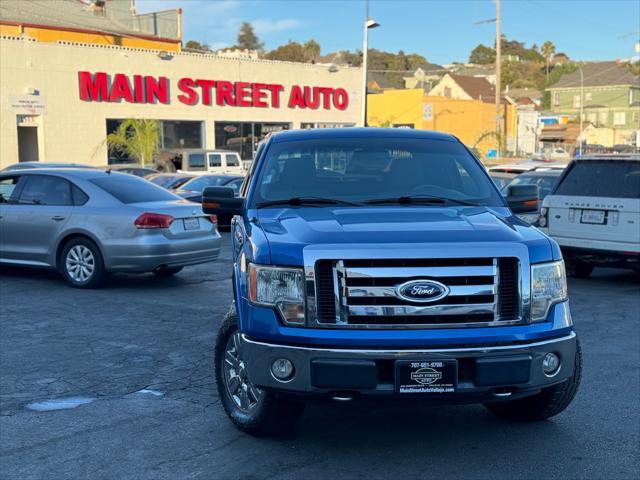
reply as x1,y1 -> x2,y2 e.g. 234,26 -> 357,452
0,168 -> 221,288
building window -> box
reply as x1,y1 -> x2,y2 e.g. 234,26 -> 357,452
613,111 -> 626,126
585,92 -> 592,102
215,122 -> 290,160
444,87 -> 452,98
553,92 -> 560,106
587,113 -> 596,124
632,111 -> 639,124
162,121 -> 203,149
599,112 -> 608,125
572,95 -> 581,108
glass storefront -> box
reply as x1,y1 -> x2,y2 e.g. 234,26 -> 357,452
161,120 -> 203,149
301,122 -> 356,129
214,122 -> 290,160
105,119 -> 204,164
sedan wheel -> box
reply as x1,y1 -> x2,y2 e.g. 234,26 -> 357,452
60,238 -> 105,288
65,245 -> 95,283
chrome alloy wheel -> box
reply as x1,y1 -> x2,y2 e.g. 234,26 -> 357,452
223,331 -> 264,412
65,245 -> 95,283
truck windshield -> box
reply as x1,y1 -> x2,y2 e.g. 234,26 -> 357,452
252,137 -> 503,207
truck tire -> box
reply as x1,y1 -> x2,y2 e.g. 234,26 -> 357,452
484,339 -> 582,421
214,307 -> 305,436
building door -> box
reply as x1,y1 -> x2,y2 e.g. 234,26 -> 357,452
18,126 -> 39,163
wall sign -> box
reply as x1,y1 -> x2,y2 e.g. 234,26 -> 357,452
10,96 -> 46,115
78,71 -> 349,110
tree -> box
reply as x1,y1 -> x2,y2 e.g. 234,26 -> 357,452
184,40 -> 210,52
469,44 -> 496,64
105,119 -> 160,166
541,41 -> 556,80
302,39 -> 321,63
265,41 -> 306,62
237,22 -> 263,51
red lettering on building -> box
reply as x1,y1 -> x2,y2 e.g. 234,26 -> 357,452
177,78 -> 198,105
145,76 -> 169,104
235,82 -> 252,107
196,79 -> 217,106
333,88 -> 349,110
216,81 -> 236,106
78,71 -> 109,101
77,72 -> 349,111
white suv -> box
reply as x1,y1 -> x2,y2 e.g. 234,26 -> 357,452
539,156 -> 640,277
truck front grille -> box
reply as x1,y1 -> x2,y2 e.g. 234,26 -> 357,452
314,257 -> 521,328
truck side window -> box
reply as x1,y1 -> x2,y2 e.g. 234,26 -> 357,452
209,154 -> 222,168
188,153 -> 206,171
225,154 -> 239,167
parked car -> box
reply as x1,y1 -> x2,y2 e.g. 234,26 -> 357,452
1,162 -> 97,171
203,128 -> 580,436
158,149 -> 246,176
539,155 -> 640,277
502,170 -> 563,224
0,169 -> 221,288
107,164 -> 157,177
145,173 -> 194,190
489,172 -> 517,190
174,175 -> 244,228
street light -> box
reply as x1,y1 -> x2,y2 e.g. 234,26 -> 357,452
361,17 -> 380,127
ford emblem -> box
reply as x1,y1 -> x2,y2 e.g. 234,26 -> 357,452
396,280 -> 450,303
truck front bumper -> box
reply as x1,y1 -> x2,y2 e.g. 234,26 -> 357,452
241,332 -> 577,402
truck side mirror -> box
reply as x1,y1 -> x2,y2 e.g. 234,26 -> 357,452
202,186 -> 243,216
506,184 -> 539,213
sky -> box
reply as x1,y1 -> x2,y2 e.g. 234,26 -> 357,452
137,0 -> 640,65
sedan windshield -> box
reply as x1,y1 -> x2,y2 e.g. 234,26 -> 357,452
252,137 -> 503,207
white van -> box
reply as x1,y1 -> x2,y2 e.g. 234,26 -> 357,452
162,149 -> 246,175
539,155 -> 640,277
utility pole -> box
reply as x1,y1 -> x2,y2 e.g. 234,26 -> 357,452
579,67 -> 584,157
495,0 -> 501,160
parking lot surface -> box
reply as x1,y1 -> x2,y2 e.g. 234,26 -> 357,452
1,234 -> 639,480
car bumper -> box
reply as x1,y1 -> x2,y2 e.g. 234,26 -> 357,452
103,232 -> 222,272
241,332 -> 577,402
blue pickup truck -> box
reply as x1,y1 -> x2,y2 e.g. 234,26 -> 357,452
203,128 -> 580,436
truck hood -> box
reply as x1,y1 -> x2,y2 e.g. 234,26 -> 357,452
255,205 -> 555,265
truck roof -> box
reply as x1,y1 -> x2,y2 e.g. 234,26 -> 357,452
270,127 -> 457,143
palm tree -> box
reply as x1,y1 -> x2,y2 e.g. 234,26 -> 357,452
105,119 -> 160,166
541,41 -> 556,81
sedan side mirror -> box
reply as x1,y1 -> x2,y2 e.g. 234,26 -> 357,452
202,186 -> 243,216
506,184 -> 539,213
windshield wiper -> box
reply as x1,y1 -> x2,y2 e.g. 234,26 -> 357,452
256,197 -> 362,209
364,195 -> 477,206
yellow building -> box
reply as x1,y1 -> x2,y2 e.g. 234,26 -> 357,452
367,89 -> 517,158
0,0 -> 182,52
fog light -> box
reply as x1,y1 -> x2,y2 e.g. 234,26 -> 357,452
271,358 -> 294,381
542,352 -> 561,376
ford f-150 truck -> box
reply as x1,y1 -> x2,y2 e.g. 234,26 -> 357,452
203,128 -> 581,436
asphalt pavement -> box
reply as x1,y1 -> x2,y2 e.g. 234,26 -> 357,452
1,235 -> 639,480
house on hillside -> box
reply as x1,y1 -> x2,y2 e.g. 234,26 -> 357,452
403,63 -> 445,91
430,73 -> 496,103
547,61 -> 640,146
447,64 -> 496,85
0,0 -> 182,51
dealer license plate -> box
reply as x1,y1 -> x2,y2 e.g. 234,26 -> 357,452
395,360 -> 457,394
183,217 -> 200,231
581,209 -> 605,224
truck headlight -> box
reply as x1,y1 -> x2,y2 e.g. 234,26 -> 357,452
248,264 -> 306,325
531,260 -> 567,321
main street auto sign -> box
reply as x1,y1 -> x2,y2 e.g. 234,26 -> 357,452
77,71 -> 349,110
